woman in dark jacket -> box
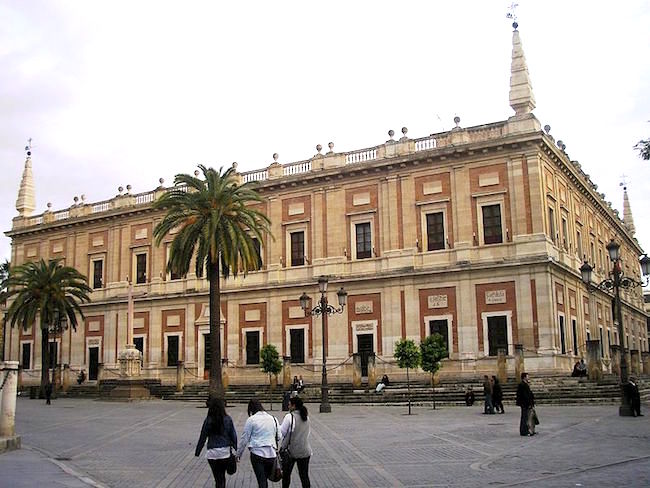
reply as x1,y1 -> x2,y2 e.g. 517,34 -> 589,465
195,397 -> 238,488
492,375 -> 504,414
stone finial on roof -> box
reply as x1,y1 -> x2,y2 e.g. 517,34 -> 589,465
16,140 -> 36,217
621,183 -> 636,237
509,25 -> 536,116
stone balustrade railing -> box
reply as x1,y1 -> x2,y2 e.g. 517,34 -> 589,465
9,118 -> 627,238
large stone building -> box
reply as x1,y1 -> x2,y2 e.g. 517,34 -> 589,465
3,26 -> 649,386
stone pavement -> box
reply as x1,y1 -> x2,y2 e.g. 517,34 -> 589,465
1,397 -> 649,487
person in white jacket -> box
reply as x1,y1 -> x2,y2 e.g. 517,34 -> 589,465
237,399 -> 282,488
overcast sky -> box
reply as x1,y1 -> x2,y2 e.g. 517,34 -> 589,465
2,1 -> 649,266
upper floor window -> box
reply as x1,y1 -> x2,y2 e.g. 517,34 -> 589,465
290,231 -> 305,267
576,229 -> 583,258
561,217 -> 569,250
92,259 -> 103,289
482,204 -> 503,245
548,207 -> 556,243
136,253 -> 147,284
355,222 -> 372,259
251,237 -> 263,270
426,212 -> 445,251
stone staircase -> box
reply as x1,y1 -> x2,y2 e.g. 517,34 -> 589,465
51,374 -> 650,407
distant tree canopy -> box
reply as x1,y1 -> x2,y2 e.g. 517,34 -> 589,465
635,139 -> 650,160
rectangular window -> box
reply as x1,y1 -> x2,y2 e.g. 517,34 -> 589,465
246,331 -> 260,365
167,336 -> 179,366
426,213 -> 445,251
561,217 -> 568,250
355,222 -> 372,259
134,337 -> 144,366
21,343 -> 31,369
136,253 -> 147,284
290,232 -> 305,267
548,207 -> 556,243
572,319 -> 578,355
252,237 -> 263,270
559,315 -> 566,354
167,246 -> 181,280
482,204 -> 503,245
590,242 -> 595,264
429,319 -> 449,357
487,315 -> 508,356
289,329 -> 305,363
576,230 -> 583,258
92,260 -> 103,289
599,328 -> 604,357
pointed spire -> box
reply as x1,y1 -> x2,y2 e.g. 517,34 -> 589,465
509,23 -> 536,116
622,185 -> 636,237
16,140 -> 36,217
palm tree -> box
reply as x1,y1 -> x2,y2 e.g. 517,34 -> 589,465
0,259 -> 9,297
4,259 -> 91,396
153,165 -> 271,399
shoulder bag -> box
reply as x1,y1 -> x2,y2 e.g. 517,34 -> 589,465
279,413 -> 294,465
268,416 -> 283,482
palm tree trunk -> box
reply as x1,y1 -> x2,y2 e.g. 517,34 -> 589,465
40,327 -> 50,399
208,258 -> 224,400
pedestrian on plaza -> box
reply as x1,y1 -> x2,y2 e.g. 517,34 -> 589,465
237,399 -> 282,488
280,396 -> 312,488
195,397 -> 238,488
516,372 -> 536,436
291,376 -> 299,392
464,386 -> 475,406
492,376 -> 504,414
624,377 -> 643,417
482,375 -> 494,414
297,376 -> 305,393
45,381 -> 53,405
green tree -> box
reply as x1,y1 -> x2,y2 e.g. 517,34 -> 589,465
260,344 -> 283,411
635,139 -> 650,160
420,333 -> 448,409
4,259 -> 91,396
394,338 -> 421,415
153,165 -> 271,400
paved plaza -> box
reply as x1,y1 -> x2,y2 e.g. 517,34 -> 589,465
1,397 -> 649,487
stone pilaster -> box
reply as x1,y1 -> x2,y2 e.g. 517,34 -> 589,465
352,353 -> 361,387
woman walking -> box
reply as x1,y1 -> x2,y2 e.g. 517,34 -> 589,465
237,399 -> 282,488
280,397 -> 312,488
195,397 -> 238,488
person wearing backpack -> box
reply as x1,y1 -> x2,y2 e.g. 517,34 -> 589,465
195,397 -> 238,488
279,396 -> 312,488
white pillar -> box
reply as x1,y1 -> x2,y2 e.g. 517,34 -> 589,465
0,361 -> 19,438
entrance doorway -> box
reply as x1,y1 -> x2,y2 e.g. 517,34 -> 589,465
429,319 -> 449,356
487,316 -> 508,356
290,329 -> 305,363
357,334 -> 374,377
88,347 -> 99,380
203,333 -> 211,380
134,337 -> 144,366
246,331 -> 260,365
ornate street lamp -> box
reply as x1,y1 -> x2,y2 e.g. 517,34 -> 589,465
299,275 -> 347,413
579,239 -> 650,416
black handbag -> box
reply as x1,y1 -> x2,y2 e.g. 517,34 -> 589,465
279,413 -> 294,465
268,417 -> 283,482
226,447 -> 237,475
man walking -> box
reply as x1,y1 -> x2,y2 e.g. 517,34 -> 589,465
624,377 -> 643,417
516,372 -> 535,436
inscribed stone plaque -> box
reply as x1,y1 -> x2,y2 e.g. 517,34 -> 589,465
52,243 -> 64,253
485,290 -> 506,304
288,203 -> 304,216
355,301 -> 373,314
355,322 -> 374,332
133,317 -> 145,329
88,320 -> 101,332
422,181 -> 442,195
245,309 -> 261,322
88,338 -> 100,346
353,192 -> 370,206
135,228 -> 148,240
92,236 -> 104,247
167,315 -> 181,327
289,306 -> 305,319
428,294 -> 448,309
479,173 -> 499,187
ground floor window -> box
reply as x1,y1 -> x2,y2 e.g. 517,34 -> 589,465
290,328 -> 305,363
167,336 -> 179,366
246,331 -> 260,365
487,316 -> 508,357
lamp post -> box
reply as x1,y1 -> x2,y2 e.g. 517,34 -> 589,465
579,239 -> 650,416
299,276 -> 347,413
